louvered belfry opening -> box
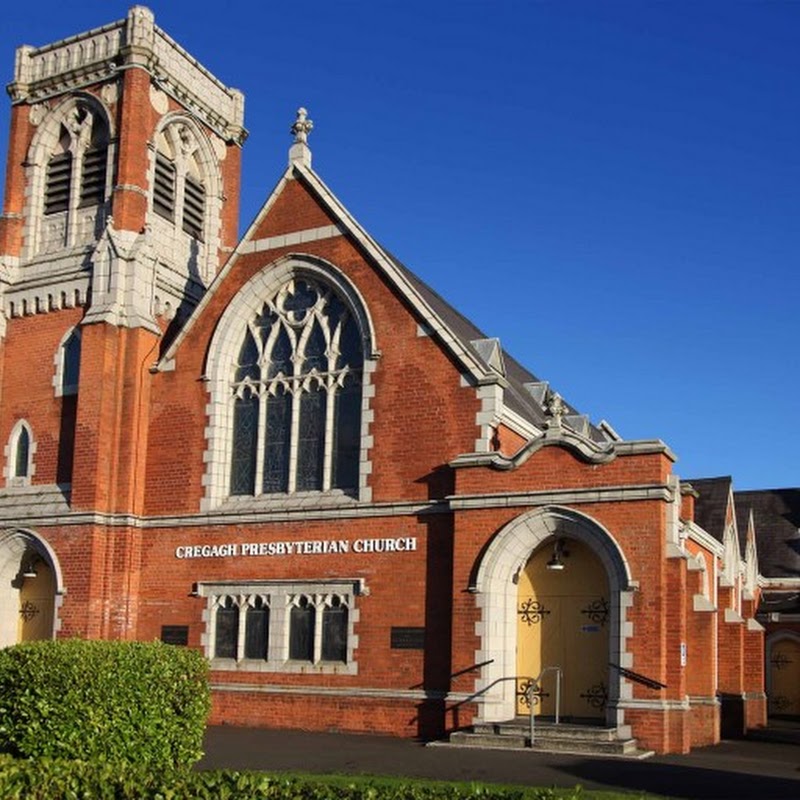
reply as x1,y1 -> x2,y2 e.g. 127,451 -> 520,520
182,173 -> 205,239
44,152 -> 72,215
153,152 -> 176,222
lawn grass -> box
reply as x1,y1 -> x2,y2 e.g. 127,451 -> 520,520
250,769 -> 670,799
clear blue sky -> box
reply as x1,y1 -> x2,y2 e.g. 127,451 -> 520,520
1,1 -> 797,490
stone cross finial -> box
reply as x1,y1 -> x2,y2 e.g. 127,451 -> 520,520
291,107 -> 313,144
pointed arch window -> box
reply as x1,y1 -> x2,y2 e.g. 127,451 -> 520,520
42,108 -> 109,216
229,277 -> 363,497
14,428 -> 30,479
36,102 -> 111,254
54,328 -> 82,397
6,421 -> 35,487
151,123 -> 206,241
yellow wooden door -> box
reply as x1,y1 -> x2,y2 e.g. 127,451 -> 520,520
17,561 -> 55,643
516,538 -> 609,720
769,638 -> 800,717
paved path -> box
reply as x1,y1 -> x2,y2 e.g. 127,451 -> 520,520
199,724 -> 800,799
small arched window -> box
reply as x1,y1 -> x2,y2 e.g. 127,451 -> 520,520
244,596 -> 270,660
214,596 -> 239,660
229,277 -> 363,497
54,328 -> 81,396
14,428 -> 30,479
289,595 -> 315,662
321,595 -> 348,663
6,421 -> 35,487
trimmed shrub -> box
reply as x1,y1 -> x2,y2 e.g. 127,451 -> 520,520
0,639 -> 209,769
0,759 -> 598,800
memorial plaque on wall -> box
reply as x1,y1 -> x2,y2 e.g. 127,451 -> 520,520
161,625 -> 189,646
391,626 -> 425,649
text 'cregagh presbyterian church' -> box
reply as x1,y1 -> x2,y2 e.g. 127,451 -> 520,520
2,7 -> 798,756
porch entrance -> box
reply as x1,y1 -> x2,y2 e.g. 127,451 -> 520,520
0,532 -> 57,648
516,537 -> 609,720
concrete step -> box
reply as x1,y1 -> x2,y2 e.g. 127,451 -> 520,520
444,720 -> 653,759
473,721 -> 619,742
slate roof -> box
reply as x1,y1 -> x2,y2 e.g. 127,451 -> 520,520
385,250 -> 608,442
734,488 -> 800,580
687,476 -> 732,543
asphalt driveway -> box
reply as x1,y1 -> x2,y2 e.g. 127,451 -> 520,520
199,722 -> 800,799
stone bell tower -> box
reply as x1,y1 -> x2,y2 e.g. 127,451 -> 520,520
0,5 -> 245,515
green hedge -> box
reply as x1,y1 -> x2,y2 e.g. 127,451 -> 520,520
0,639 -> 209,769
0,758 -> 600,800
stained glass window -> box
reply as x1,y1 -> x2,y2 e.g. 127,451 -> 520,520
229,277 -> 363,497
321,596 -> 348,663
289,596 -> 315,661
244,596 -> 270,660
62,329 -> 81,393
215,597 -> 239,659
14,427 -> 30,479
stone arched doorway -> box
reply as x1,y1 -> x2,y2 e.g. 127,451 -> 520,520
0,529 -> 62,648
473,506 -> 635,728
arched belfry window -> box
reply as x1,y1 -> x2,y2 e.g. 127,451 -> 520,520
34,100 -> 111,254
229,277 -> 363,497
151,123 -> 207,241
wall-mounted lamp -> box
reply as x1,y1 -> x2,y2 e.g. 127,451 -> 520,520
546,538 -> 569,571
22,558 -> 38,579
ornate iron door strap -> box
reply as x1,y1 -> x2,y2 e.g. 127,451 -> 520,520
770,652 -> 792,670
19,601 -> 40,621
517,678 -> 548,709
580,682 -> 608,710
580,597 -> 609,626
517,598 -> 550,625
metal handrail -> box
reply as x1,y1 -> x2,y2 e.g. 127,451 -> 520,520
445,667 -> 562,748
528,665 -> 562,746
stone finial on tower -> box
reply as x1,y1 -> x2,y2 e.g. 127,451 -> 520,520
289,107 -> 313,167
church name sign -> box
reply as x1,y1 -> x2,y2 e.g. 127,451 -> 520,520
175,536 -> 417,560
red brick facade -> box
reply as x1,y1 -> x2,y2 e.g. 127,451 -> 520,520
0,8 -> 771,755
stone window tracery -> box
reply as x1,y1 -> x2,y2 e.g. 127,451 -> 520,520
229,277 -> 363,498
200,581 -> 358,674
151,123 -> 207,241
31,100 -> 112,255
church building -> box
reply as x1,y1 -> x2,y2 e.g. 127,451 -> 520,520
0,7 -> 770,755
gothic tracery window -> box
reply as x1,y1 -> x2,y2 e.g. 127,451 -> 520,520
229,277 -> 363,497
39,102 -> 110,252
151,123 -> 206,241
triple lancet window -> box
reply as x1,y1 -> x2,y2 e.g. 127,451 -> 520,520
229,277 -> 363,497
